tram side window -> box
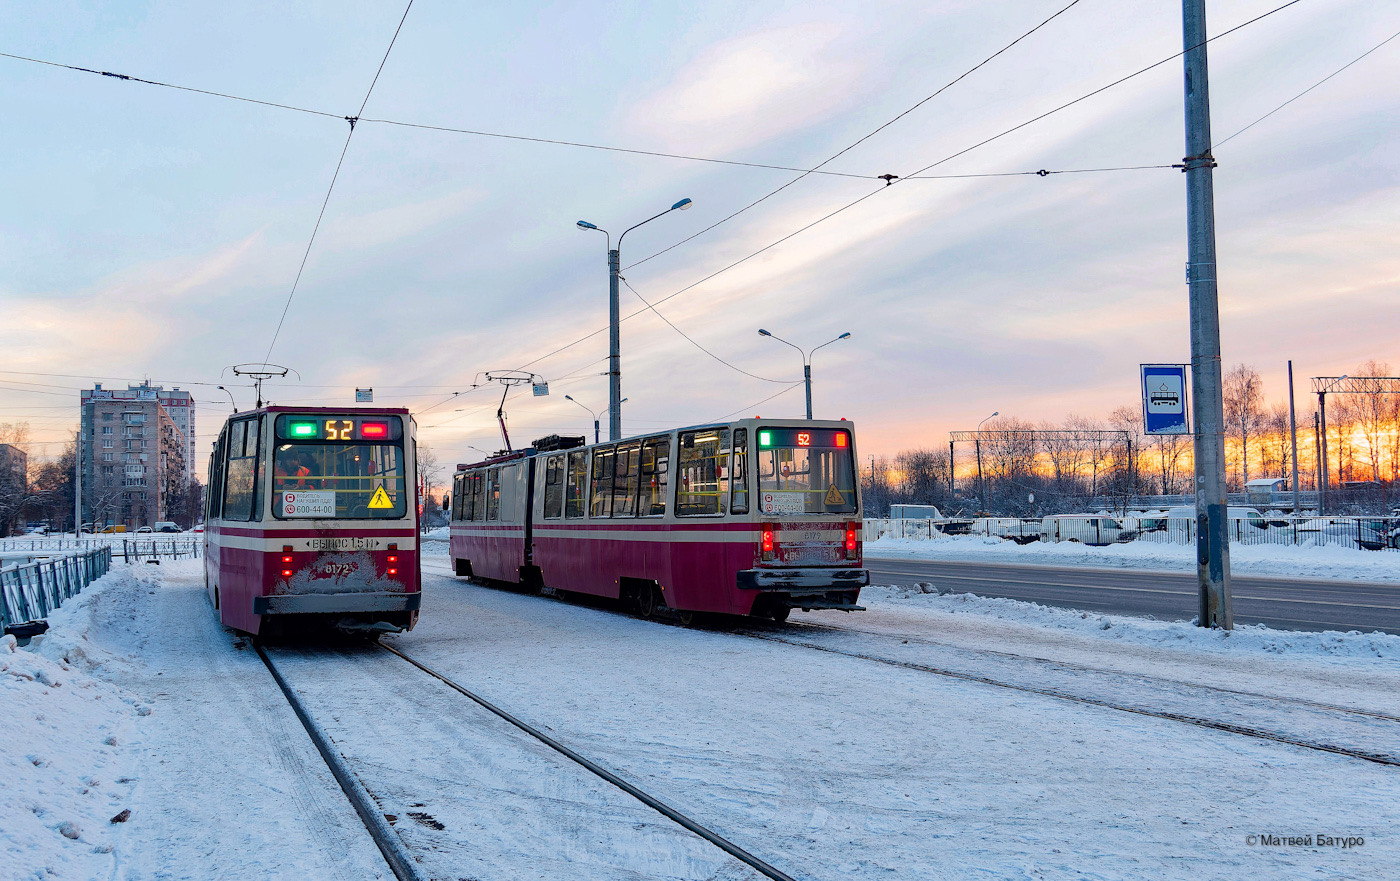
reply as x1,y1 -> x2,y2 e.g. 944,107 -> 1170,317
639,438 -> 669,516
565,451 -> 589,518
222,418 -> 261,522
731,428 -> 749,514
486,469 -> 501,521
499,464 -> 519,522
676,429 -> 729,516
543,456 -> 564,519
451,474 -> 464,521
207,431 -> 227,520
590,447 -> 615,517
471,473 -> 485,521
611,443 -> 640,517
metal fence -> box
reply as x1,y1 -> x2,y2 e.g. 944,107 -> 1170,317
1,547 -> 113,635
864,515 -> 1400,552
0,536 -> 202,561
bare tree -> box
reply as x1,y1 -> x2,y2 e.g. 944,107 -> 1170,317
893,448 -> 949,507
1040,419 -> 1083,492
1222,363 -> 1264,487
1257,402 -> 1292,480
1350,360 -> 1397,483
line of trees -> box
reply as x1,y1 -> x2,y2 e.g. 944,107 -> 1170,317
862,360 -> 1399,517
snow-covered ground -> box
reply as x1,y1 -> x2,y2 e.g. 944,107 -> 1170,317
4,555 -> 1397,879
867,534 -> 1400,582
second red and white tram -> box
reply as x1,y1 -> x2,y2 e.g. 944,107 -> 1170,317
449,418 -> 867,621
203,406 -> 422,636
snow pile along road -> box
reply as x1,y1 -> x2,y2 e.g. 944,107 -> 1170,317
0,567 -> 152,880
867,533 -> 1400,582
861,583 -> 1400,660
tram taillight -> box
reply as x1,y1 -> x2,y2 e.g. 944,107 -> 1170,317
761,526 -> 775,561
360,421 -> 388,439
845,522 -> 859,559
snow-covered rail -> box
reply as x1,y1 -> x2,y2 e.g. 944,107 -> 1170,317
258,636 -> 803,881
736,621 -> 1400,768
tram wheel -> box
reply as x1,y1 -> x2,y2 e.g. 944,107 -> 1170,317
634,583 -> 658,619
675,608 -> 696,627
768,605 -> 791,623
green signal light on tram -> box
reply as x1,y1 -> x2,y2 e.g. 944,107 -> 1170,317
289,421 -> 318,438
758,431 -> 772,448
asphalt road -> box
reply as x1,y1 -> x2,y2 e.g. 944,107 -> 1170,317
865,557 -> 1400,635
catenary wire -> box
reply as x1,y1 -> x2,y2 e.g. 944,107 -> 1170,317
619,277 -> 790,383
622,0 -> 1086,272
261,0 -> 415,364
1215,25 -> 1400,148
512,0 -> 1308,375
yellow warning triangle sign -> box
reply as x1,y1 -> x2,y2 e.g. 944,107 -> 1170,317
823,484 -> 845,505
367,486 -> 394,509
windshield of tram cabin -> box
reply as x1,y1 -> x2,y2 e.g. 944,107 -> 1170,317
756,427 -> 857,515
272,415 -> 408,519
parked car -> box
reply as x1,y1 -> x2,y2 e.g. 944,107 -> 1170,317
135,525 -> 153,533
1165,505 -> 1267,539
99,524 -> 127,534
1298,518 -> 1391,551
1039,515 -> 1135,546
153,521 -> 180,533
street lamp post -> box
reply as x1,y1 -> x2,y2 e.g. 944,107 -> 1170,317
564,395 -> 625,444
756,329 -> 851,419
577,198 -> 692,441
975,411 -> 998,514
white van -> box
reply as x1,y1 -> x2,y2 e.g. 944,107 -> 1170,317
1039,515 -> 1133,546
1165,506 -> 1267,540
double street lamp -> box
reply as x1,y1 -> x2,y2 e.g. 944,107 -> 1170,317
565,395 -> 626,444
577,197 -> 692,441
756,329 -> 851,420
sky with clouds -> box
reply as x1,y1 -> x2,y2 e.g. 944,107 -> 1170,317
2,0 -> 1397,475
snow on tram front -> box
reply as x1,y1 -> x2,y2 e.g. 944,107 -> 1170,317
203,407 -> 421,637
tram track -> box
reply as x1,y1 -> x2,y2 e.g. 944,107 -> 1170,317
732,623 -> 1400,769
423,556 -> 1400,768
257,636 -> 803,881
781,618 -> 1400,724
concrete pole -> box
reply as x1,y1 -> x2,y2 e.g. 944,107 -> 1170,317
1288,361 -> 1301,512
949,440 -> 956,500
608,248 -> 621,442
1182,0 -> 1233,628
975,439 -> 986,514
803,363 -> 813,420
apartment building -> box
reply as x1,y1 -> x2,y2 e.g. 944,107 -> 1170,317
79,383 -> 190,528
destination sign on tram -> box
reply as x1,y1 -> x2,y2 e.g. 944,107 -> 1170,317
274,414 -> 404,442
757,428 -> 850,449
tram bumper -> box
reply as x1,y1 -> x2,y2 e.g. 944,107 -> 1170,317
736,568 -> 868,610
253,591 -> 423,615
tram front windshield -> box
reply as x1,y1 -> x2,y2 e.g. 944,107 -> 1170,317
273,443 -> 408,519
756,427 -> 857,515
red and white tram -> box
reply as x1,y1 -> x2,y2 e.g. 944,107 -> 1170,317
203,407 -> 422,636
449,419 -> 867,621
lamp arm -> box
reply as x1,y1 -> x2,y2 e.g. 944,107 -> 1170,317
618,208 -> 675,249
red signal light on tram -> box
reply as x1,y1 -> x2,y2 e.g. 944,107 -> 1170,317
360,421 -> 389,439
845,521 -> 859,558
281,554 -> 293,564
387,568 -> 398,576
281,569 -> 293,578
834,433 -> 847,448
761,526 -> 775,561
387,554 -> 398,563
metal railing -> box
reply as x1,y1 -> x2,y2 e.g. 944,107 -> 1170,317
118,538 -> 202,563
864,515 -> 1400,552
1,547 -> 113,635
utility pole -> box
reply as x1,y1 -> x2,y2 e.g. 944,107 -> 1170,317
948,440 -> 956,500
1318,389 -> 1330,514
74,428 -> 82,537
803,363 -> 813,421
1182,0 -> 1232,628
607,247 -> 621,442
1287,361 -> 1301,512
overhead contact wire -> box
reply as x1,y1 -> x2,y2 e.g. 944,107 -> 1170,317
262,0 -> 415,363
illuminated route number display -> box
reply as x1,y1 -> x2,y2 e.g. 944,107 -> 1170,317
757,428 -> 850,449
274,415 -> 403,442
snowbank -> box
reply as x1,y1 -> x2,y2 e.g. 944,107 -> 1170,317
1,567 -> 153,880
861,583 -> 1400,661
867,534 -> 1400,582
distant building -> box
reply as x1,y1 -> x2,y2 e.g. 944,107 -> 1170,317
79,383 -> 190,528
0,443 -> 30,536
